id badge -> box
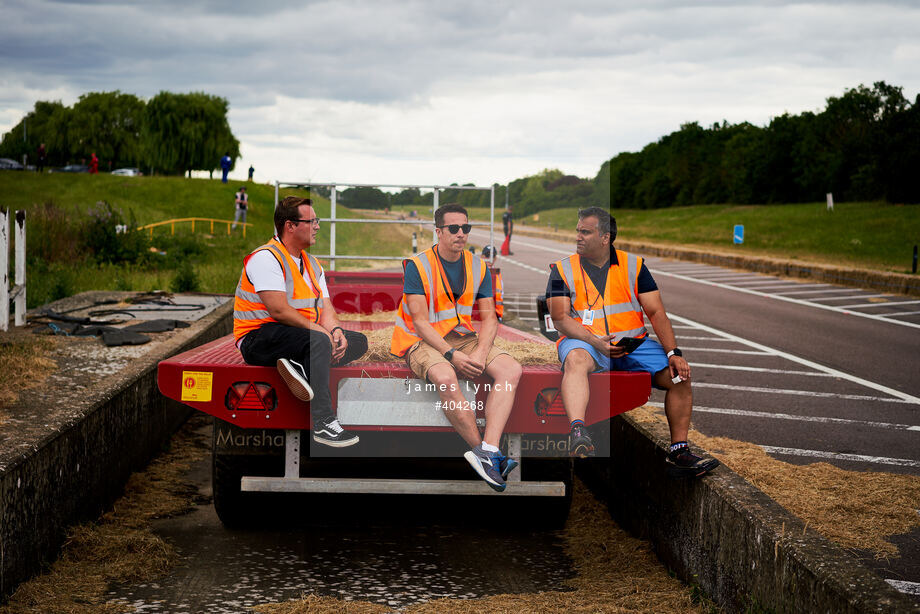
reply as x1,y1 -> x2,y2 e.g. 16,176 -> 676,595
582,309 -> 594,326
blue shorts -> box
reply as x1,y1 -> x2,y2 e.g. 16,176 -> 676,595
558,337 -> 670,389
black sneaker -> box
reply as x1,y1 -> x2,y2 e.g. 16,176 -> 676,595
666,446 -> 720,478
569,426 -> 596,458
277,358 -> 314,401
313,418 -> 360,447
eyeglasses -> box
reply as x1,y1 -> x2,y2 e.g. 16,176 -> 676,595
292,218 -> 320,226
438,224 -> 472,235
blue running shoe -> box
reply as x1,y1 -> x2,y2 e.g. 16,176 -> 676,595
498,454 -> 519,479
463,445 -> 506,492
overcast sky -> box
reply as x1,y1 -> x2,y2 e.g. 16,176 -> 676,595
2,0 -> 918,188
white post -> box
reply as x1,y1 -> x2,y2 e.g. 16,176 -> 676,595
826,193 -> 834,211
274,180 -> 279,213
14,210 -> 25,326
432,188 -> 439,245
0,208 -> 8,332
330,185 -> 337,271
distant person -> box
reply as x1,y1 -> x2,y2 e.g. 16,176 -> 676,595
36,143 -> 46,173
501,205 -> 513,256
232,186 -> 248,230
89,152 -> 99,174
220,152 -> 232,183
248,164 -> 255,181
546,207 -> 719,478
233,196 -> 368,447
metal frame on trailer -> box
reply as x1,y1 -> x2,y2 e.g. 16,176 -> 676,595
273,181 -> 497,270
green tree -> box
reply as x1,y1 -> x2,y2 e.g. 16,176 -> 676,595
142,91 -> 239,176
68,91 -> 145,169
0,100 -> 71,166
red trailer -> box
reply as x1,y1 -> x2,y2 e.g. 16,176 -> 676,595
158,272 -> 651,526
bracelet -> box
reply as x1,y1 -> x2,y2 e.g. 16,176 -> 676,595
666,348 -> 682,358
330,326 -> 345,336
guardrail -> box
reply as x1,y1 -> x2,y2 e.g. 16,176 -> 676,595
1,207 -> 26,331
137,217 -> 253,239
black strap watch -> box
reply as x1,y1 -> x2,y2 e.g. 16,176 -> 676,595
666,348 -> 683,358
443,348 -> 456,362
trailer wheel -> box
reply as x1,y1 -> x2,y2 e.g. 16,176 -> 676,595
211,421 -> 281,528
518,457 -> 574,529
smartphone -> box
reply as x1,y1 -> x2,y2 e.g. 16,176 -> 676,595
612,336 -> 643,353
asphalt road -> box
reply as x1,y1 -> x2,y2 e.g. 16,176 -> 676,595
475,227 -> 920,601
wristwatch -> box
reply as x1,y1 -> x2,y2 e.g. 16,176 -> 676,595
666,348 -> 683,358
443,348 -> 456,362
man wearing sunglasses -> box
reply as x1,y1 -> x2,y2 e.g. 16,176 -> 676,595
546,207 -> 718,478
391,204 -> 523,492
233,196 -> 368,448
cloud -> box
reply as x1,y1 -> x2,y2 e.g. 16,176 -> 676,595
3,1 -> 920,185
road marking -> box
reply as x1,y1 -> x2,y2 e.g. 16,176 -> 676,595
647,401 -> 920,431
883,310 -> 920,317
810,293 -> 890,302
692,382 -> 918,404
727,279 -> 788,286
680,347 -> 773,355
495,256 -> 549,275
760,446 -> 920,469
654,271 -> 920,330
669,314 -> 920,403
837,299 -> 920,309
676,335 -> 735,341
773,288 -> 846,296
698,274 -> 765,281
688,363 -> 835,377
886,579 -> 920,597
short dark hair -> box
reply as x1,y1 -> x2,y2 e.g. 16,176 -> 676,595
578,206 -> 616,242
275,196 -> 312,237
435,203 -> 468,227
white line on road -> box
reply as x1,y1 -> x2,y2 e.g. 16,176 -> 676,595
886,580 -> 920,597
676,335 -> 736,341
669,314 -> 920,403
688,363 -> 835,377
646,401 -> 920,431
772,288 -> 846,296
654,270 -> 920,330
680,348 -> 773,355
883,310 -> 920,317
692,382 -> 919,404
495,256 -> 549,275
810,293 -> 890,302
836,299 -> 920,309
760,446 -> 920,468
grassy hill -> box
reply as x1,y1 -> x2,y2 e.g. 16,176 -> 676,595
392,201 -> 919,274
0,173 -> 422,308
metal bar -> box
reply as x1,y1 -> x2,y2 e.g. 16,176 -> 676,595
276,182 -> 494,192
14,210 -> 25,326
489,185 -> 495,265
432,188 -> 439,245
330,185 -> 337,271
506,434 -> 522,482
319,218 -> 490,225
0,208 -> 8,332
310,254 -> 416,261
274,180 -> 279,212
284,430 -> 300,479
241,476 -> 566,496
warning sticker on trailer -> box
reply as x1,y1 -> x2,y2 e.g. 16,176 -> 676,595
181,371 -> 213,402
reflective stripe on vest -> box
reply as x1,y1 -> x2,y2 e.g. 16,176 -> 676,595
390,246 -> 485,357
233,238 -> 325,341
494,271 -> 504,319
552,250 -> 647,346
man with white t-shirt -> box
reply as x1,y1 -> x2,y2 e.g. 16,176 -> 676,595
233,196 -> 368,447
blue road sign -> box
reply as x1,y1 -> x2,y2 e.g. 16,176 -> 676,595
733,224 -> 744,244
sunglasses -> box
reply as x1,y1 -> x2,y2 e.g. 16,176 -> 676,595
438,223 -> 472,235
292,218 -> 320,226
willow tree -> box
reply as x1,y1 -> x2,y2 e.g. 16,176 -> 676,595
142,91 -> 240,176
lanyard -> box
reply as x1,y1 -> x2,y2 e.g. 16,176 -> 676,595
434,247 -> 466,327
580,258 -> 610,336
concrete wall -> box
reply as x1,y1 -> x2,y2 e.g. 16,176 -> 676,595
579,412 -> 920,613
0,301 -> 232,601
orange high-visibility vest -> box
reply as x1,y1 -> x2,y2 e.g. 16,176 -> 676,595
551,250 -> 647,347
233,237 -> 325,342
390,246 -> 486,357
494,270 -> 504,320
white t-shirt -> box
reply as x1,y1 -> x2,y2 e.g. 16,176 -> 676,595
245,249 -> 329,297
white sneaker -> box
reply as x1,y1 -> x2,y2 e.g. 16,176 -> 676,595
276,358 -> 314,401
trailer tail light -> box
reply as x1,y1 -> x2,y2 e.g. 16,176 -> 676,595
534,388 -> 566,417
225,382 -> 277,412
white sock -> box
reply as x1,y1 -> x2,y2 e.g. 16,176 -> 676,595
480,442 -> 500,453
